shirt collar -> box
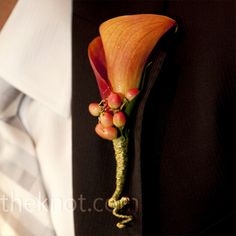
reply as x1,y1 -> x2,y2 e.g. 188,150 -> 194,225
0,0 -> 72,118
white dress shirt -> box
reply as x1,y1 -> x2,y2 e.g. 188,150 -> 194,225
0,0 -> 74,235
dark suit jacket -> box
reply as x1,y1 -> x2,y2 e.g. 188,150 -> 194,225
72,1 -> 235,235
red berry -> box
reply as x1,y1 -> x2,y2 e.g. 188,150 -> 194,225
113,112 -> 126,128
107,92 -> 122,109
88,103 -> 101,116
100,112 -> 113,127
125,88 -> 139,101
95,123 -> 118,140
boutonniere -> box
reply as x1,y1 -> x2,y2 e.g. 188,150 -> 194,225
88,14 -> 176,228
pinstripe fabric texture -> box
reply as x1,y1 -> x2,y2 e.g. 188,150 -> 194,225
0,82 -> 56,236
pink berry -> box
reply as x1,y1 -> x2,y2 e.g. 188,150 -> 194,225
100,112 -> 113,127
113,112 -> 126,128
107,92 -> 122,109
95,123 -> 118,140
125,88 -> 139,101
88,103 -> 101,116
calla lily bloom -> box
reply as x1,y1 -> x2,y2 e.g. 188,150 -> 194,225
88,14 -> 176,97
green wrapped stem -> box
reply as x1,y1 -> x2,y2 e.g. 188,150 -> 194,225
108,136 -> 133,229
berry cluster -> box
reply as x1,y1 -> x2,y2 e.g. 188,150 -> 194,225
88,88 -> 139,140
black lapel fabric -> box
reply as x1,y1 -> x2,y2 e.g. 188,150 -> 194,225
141,1 -> 236,235
72,1 -> 235,236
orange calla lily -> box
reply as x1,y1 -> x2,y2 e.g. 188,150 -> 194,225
88,14 -> 176,97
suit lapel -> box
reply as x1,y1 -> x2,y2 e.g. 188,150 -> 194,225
72,1 -> 236,235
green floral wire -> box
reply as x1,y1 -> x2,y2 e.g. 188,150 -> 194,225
108,136 -> 133,228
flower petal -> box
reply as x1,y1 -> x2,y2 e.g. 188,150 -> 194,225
88,36 -> 111,99
99,14 -> 176,95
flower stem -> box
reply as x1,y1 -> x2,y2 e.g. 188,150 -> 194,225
108,136 -> 133,228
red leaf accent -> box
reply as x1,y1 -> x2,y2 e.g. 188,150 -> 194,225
88,37 -> 111,99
